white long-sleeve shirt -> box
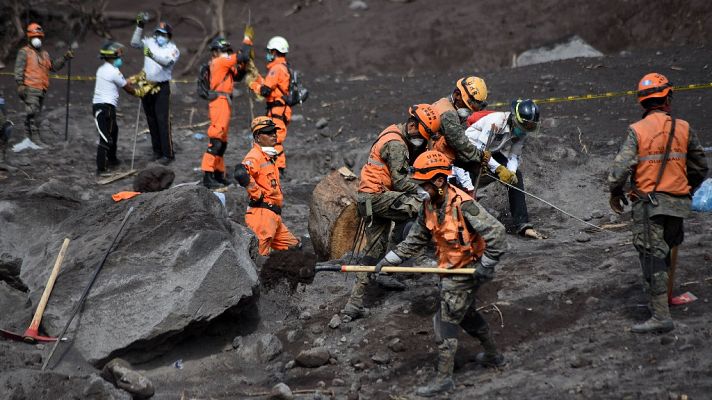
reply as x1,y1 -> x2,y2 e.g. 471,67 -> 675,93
466,111 -> 525,173
130,27 -> 180,82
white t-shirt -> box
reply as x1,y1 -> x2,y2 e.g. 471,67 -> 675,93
92,63 -> 127,107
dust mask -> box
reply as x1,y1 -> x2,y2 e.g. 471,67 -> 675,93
31,38 -> 42,48
112,58 -> 123,68
261,146 -> 278,156
265,52 -> 275,62
155,36 -> 168,47
409,138 -> 424,147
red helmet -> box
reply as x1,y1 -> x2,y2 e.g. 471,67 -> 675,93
637,73 -> 672,103
27,23 -> 44,38
411,150 -> 452,182
408,104 -> 440,140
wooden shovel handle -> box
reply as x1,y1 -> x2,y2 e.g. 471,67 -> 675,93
340,265 -> 476,274
28,238 -> 70,331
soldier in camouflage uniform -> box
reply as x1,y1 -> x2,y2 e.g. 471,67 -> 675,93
14,23 -> 73,145
375,150 -> 508,397
608,73 -> 708,334
341,105 -> 440,322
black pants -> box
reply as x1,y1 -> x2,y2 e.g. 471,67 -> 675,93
479,152 -> 531,232
141,81 -> 174,159
93,103 -> 118,172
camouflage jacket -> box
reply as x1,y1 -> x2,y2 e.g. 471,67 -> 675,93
392,191 -> 507,263
440,110 -> 486,164
608,118 -> 709,218
380,124 -> 420,194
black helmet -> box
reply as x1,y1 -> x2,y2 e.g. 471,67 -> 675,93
154,21 -> 173,38
99,41 -> 124,59
210,37 -> 232,52
510,99 -> 540,132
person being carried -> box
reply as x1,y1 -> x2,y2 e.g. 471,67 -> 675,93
375,150 -> 508,397
131,13 -> 180,165
341,104 -> 438,323
200,37 -> 249,189
14,22 -> 74,146
608,73 -> 708,334
234,116 -> 301,256
453,98 -> 544,239
92,42 -> 142,177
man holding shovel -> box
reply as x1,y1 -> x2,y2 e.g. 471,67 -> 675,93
608,73 -> 708,333
374,150 -> 508,397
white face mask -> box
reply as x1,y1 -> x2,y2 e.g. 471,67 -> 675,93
261,146 -> 278,156
409,138 -> 425,147
31,38 -> 42,48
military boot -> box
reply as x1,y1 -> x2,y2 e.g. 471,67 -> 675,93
631,294 -> 674,333
340,302 -> 365,323
416,338 -> 456,397
202,172 -> 224,189
474,332 -> 506,367
213,171 -> 229,186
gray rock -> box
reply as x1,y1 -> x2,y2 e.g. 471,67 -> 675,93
285,360 -> 296,369
270,382 -> 293,399
575,233 -> 591,243
371,352 -> 391,365
387,338 -> 405,353
569,354 -> 592,368
516,35 -> 603,67
101,358 -> 155,399
299,310 -> 312,320
295,347 -> 331,368
290,114 -> 305,123
349,0 -> 369,11
286,330 -> 298,343
591,210 -> 604,219
315,118 -> 329,129
235,333 -> 284,362
328,314 -> 341,329
17,186 -> 259,364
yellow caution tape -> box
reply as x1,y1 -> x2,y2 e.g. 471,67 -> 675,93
1,70 -> 711,106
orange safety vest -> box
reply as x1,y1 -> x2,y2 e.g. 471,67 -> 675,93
424,185 -> 486,269
358,124 -> 406,193
22,46 -> 51,90
429,97 -> 457,162
243,143 -> 284,207
630,112 -> 690,196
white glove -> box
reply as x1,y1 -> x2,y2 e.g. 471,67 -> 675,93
375,250 -> 402,273
475,254 -> 498,282
416,186 -> 430,202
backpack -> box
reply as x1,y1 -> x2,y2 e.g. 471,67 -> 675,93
282,63 -> 309,106
197,62 -> 232,101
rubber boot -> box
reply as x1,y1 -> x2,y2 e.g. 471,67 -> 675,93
463,313 -> 507,367
340,302 -> 364,323
202,172 -> 224,189
631,293 -> 674,333
416,338 -> 456,397
213,171 -> 229,185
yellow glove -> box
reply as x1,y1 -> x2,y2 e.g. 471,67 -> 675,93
495,165 -> 518,185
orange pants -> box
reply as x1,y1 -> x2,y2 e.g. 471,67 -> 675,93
201,97 -> 231,173
245,206 -> 299,256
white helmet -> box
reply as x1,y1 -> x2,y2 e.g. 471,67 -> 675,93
266,36 -> 289,54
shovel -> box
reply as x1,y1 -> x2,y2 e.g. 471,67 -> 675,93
0,238 -> 70,343
315,263 -> 475,275
667,246 -> 697,306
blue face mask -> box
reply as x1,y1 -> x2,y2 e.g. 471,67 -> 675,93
512,125 -> 526,138
113,58 -> 123,68
155,35 -> 168,47
265,52 -> 275,62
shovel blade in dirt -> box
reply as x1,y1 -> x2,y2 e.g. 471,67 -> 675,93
669,292 -> 697,306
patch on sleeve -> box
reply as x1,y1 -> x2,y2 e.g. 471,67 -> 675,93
460,200 -> 480,217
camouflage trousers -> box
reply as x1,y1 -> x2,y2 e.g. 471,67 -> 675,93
19,87 -> 45,139
346,191 -> 421,309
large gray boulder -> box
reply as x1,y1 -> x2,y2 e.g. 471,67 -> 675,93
515,35 -> 603,67
18,185 -> 259,365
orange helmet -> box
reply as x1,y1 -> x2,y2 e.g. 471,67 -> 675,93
27,23 -> 44,38
637,73 -> 672,103
456,76 -> 488,111
411,150 -> 452,182
408,104 -> 440,140
251,116 -> 277,135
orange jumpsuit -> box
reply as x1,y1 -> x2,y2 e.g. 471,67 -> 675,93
201,53 -> 238,174
242,143 -> 299,255
249,56 -> 292,170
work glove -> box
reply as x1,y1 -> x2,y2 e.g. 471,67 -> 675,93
474,255 -> 497,283
416,186 -> 430,202
481,150 -> 491,165
375,251 -> 402,273
609,189 -> 629,214
143,46 -> 153,59
64,50 -> 74,60
136,12 -> 148,28
233,164 -> 250,187
495,165 -> 518,185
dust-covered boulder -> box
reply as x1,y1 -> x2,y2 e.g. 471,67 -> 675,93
133,166 -> 175,192
295,347 -> 331,368
18,186 -> 259,365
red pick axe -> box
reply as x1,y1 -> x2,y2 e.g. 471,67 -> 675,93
1,238 -> 70,343
668,246 -> 698,306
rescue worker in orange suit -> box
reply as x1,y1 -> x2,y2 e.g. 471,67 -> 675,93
200,37 -> 249,189
14,22 -> 74,145
608,73 -> 708,334
340,105 -> 439,322
375,150 -> 508,397
429,76 -> 491,171
249,36 -> 292,173
233,116 -> 301,256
